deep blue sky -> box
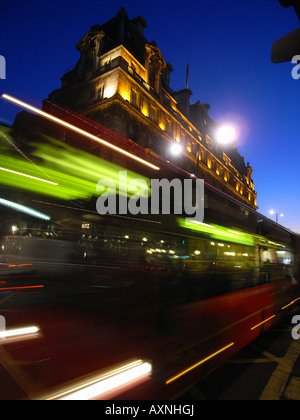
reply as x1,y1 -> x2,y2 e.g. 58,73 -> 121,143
0,0 -> 299,233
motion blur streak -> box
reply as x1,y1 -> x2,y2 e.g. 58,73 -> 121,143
0,167 -> 58,185
0,127 -> 150,201
0,198 -> 51,220
1,94 -> 160,171
0,326 -> 39,340
250,315 -> 276,331
165,342 -> 235,385
282,297 -> 300,310
0,285 -> 44,291
178,218 -> 255,246
282,301 -> 295,310
46,360 -> 152,400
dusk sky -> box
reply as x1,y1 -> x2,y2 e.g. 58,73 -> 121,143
0,0 -> 299,233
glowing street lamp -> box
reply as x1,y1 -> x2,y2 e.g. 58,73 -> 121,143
216,125 -> 236,145
170,142 -> 183,156
269,210 -> 284,223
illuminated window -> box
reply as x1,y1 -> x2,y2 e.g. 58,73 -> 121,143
181,131 -> 186,143
224,172 -> 230,182
131,88 -> 139,108
150,106 -> 158,123
166,119 -> 172,134
159,113 -> 166,131
191,142 -> 197,156
129,122 -> 138,142
141,96 -> 149,117
223,153 -> 231,166
95,83 -> 104,101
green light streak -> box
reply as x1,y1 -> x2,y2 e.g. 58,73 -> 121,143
0,129 -> 150,201
178,218 -> 255,246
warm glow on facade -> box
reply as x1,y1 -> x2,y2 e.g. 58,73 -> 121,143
45,7 -> 257,210
104,77 -> 118,98
119,86 -> 130,102
141,104 -> 149,117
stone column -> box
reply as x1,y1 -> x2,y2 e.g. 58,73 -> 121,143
154,61 -> 162,93
92,33 -> 105,71
144,45 -> 152,84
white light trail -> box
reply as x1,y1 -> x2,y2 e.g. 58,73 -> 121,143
0,197 -> 51,220
1,94 -> 160,171
47,359 -> 152,400
0,326 -> 39,340
0,166 -> 58,185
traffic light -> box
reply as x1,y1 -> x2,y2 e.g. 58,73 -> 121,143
271,0 -> 300,63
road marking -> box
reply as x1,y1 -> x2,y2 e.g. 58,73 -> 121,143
227,358 -> 275,364
259,338 -> 300,400
0,345 -> 36,398
185,385 -> 207,400
0,291 -> 17,305
284,377 -> 300,400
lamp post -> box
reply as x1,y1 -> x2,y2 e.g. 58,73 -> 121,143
269,210 -> 284,223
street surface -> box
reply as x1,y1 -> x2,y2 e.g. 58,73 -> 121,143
0,286 -> 157,400
0,284 -> 299,400
180,305 -> 300,400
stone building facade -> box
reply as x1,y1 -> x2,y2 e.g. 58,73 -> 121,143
47,7 -> 257,209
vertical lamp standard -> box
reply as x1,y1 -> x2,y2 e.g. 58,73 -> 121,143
269,210 -> 284,224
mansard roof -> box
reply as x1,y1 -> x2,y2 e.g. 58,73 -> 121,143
88,7 -> 149,65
